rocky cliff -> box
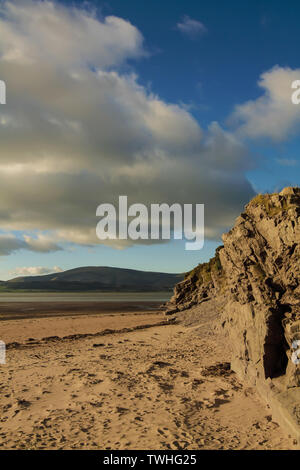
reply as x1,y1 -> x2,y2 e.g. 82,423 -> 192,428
166,187 -> 300,443
165,246 -> 225,314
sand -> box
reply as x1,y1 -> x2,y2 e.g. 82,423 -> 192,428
0,306 -> 296,450
0,300 -> 162,321
0,310 -> 163,344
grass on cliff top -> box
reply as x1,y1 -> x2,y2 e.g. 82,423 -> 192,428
185,249 -> 223,284
248,193 -> 293,217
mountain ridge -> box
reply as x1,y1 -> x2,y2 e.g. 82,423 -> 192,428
4,266 -> 184,292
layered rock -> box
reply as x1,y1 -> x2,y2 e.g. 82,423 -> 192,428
165,246 -> 225,314
165,187 -> 300,442
220,187 -> 300,390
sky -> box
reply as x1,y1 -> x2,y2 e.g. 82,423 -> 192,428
0,0 -> 299,279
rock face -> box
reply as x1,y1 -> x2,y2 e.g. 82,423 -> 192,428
165,246 -> 225,314
221,187 -> 300,390
166,187 -> 300,442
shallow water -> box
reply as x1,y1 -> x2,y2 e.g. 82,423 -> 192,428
0,291 -> 172,303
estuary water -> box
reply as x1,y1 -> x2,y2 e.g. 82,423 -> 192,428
0,291 -> 172,303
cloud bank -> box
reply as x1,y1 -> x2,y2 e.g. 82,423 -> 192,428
0,233 -> 61,255
9,265 -> 63,277
0,0 -> 255,253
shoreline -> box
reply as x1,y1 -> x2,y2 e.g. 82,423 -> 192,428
0,309 -> 165,344
0,300 -> 164,322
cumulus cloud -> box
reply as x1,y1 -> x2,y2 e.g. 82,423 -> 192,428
0,0 -> 144,67
23,234 -> 62,252
231,66 -> 300,141
0,0 -> 254,250
0,233 -> 61,255
176,15 -> 207,38
9,265 -> 63,277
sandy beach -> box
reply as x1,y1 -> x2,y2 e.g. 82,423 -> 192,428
0,303 -> 296,450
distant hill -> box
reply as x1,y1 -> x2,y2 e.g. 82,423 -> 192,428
4,266 -> 184,292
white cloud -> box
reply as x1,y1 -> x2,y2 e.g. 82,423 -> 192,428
9,265 -> 63,277
231,66 -> 300,141
0,233 -> 61,255
176,15 -> 207,38
0,0 -> 254,250
0,0 -> 144,67
23,234 -> 62,252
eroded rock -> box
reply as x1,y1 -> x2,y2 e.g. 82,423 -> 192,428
220,187 -> 300,390
165,186 -> 300,443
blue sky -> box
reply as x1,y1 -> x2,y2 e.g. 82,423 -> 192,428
0,0 -> 299,279
91,0 -> 300,124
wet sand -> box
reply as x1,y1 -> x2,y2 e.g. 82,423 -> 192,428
0,300 -> 163,321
